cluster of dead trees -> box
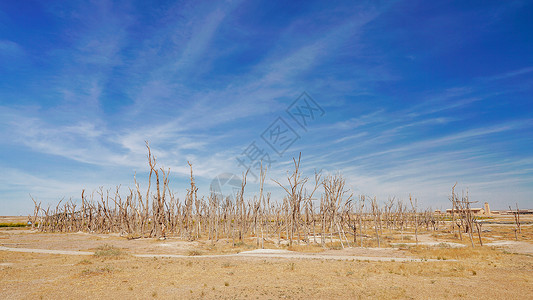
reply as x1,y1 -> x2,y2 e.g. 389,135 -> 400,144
449,183 -> 485,246
29,145 -> 444,247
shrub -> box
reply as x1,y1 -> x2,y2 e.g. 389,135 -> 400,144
289,262 -> 295,271
94,244 -> 123,258
187,250 -> 203,256
437,242 -> 451,249
81,265 -> 114,276
77,259 -> 92,265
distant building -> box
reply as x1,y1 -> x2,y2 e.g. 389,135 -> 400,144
484,202 -> 491,215
445,202 -> 492,216
443,202 -> 532,216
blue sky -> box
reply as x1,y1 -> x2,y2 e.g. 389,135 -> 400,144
1,0 -> 532,215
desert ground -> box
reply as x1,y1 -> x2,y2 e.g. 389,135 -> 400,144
1,215 -> 532,299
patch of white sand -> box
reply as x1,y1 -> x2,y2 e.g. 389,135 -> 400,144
239,249 -> 293,254
0,246 -> 93,255
391,242 -> 466,248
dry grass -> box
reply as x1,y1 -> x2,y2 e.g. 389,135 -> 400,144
287,243 -> 325,253
187,249 -> 203,256
196,240 -> 262,255
408,245 -> 505,260
80,265 -> 115,276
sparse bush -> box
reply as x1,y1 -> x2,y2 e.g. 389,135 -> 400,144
188,250 -> 203,256
81,265 -> 114,276
77,259 -> 92,265
289,262 -> 295,271
438,242 -> 451,249
329,243 -> 343,250
94,244 -> 123,258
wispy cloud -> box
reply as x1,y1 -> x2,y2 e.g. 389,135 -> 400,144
483,66 -> 533,81
0,39 -> 24,56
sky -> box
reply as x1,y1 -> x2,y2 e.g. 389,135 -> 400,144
0,0 -> 532,215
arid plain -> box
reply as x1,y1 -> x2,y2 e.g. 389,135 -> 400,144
1,215 -> 532,299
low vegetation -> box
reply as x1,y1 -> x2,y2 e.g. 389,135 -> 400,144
94,244 -> 124,258
0,223 -> 27,228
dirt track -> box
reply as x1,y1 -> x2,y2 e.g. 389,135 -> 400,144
0,246 -> 441,262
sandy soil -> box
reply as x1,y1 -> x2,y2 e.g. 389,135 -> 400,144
1,216 -> 532,299
0,216 -> 28,223
1,246 -> 532,299
484,240 -> 533,254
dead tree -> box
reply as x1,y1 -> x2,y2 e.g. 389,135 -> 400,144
409,195 -> 418,246
510,203 -> 521,240
371,197 -> 380,248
